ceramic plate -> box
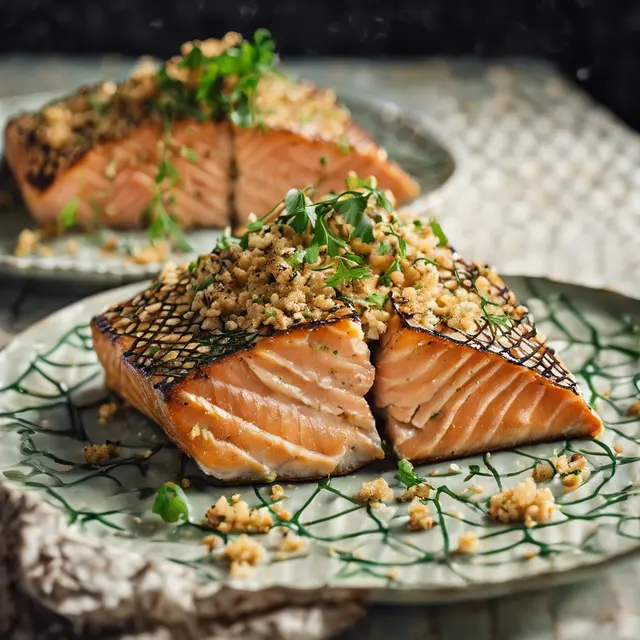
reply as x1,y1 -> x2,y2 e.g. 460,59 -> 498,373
1,276 -> 639,603
0,92 -> 454,284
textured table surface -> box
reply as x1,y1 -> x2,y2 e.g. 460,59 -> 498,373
1,56 -> 640,639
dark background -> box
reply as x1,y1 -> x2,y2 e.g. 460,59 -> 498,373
1,0 -> 640,131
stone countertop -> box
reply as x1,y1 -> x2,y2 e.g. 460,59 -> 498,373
1,56 -> 639,640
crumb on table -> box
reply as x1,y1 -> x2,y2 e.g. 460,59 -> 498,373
270,484 -> 286,501
628,400 -> 640,417
14,229 -> 42,257
356,477 -> 394,504
488,478 -> 556,527
201,534 -> 222,551
83,441 -> 120,465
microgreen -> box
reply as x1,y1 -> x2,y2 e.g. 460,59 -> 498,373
193,273 -> 216,292
180,145 -> 199,163
285,249 -> 307,270
152,482 -> 191,523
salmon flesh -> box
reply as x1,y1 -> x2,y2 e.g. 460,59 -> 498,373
373,314 -> 602,464
4,76 -> 419,230
91,271 -> 383,482
90,181 -> 603,482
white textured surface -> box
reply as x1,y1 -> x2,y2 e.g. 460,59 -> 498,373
1,56 -> 640,639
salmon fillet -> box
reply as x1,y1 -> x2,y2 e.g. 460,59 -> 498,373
89,179 -> 602,481
4,119 -> 233,229
373,314 -> 603,463
4,38 -> 419,232
90,269 -> 383,482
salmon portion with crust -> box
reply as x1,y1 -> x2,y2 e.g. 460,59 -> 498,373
373,314 -> 603,463
89,179 -> 603,482
3,34 -> 419,232
90,270 -> 383,483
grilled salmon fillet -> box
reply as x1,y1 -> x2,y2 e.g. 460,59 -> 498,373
90,179 -> 602,481
4,34 -> 419,232
373,314 -> 603,464
91,269 -> 383,482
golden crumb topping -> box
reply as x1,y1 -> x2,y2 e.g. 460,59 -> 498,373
225,534 -> 264,576
356,477 -> 395,504
456,532 -> 479,554
275,531 -> 309,560
83,441 -> 120,465
488,478 -> 556,527
408,501 -> 434,530
397,483 -> 431,503
97,402 -> 118,425
205,495 -> 273,533
189,177 -> 524,341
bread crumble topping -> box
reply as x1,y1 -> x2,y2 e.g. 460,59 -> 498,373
488,478 -> 556,527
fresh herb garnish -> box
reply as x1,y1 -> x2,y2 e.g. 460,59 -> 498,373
152,482 -> 191,523
361,292 -> 387,309
320,155 -> 328,167
180,146 -> 199,163
285,248 -> 307,270
326,256 -> 372,288
379,258 -> 401,286
386,224 -> 407,257
194,273 -> 215,292
58,199 -> 79,230
156,29 -> 277,128
377,242 -> 390,256
338,134 -> 350,153
429,218 -> 448,247
395,459 -> 429,489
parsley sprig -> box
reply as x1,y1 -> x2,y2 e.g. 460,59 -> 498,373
395,459 -> 430,489
155,29 -> 277,127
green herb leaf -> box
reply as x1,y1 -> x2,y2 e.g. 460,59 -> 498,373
326,257 -> 372,288
362,292 -> 387,309
285,249 -> 307,270
58,199 -> 79,229
305,242 -> 320,264
429,218 -> 448,247
338,134 -> 350,153
413,219 -> 424,231
374,189 -> 393,212
314,216 -> 345,258
395,459 -> 429,489
194,273 -> 215,292
320,155 -> 328,167
181,146 -> 199,163
343,252 -> 364,265
377,242 -> 390,256
379,258 -> 401,286
152,482 -> 191,523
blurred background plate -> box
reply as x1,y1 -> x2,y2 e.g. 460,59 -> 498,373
0,91 -> 455,285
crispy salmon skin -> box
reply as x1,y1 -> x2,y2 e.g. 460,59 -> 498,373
91,178 -> 602,481
4,32 -> 418,238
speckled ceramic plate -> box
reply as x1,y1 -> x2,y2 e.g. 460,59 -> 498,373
0,91 -> 454,285
1,276 -> 639,603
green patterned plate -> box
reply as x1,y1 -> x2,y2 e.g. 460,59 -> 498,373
0,92 -> 454,285
1,276 -> 639,602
